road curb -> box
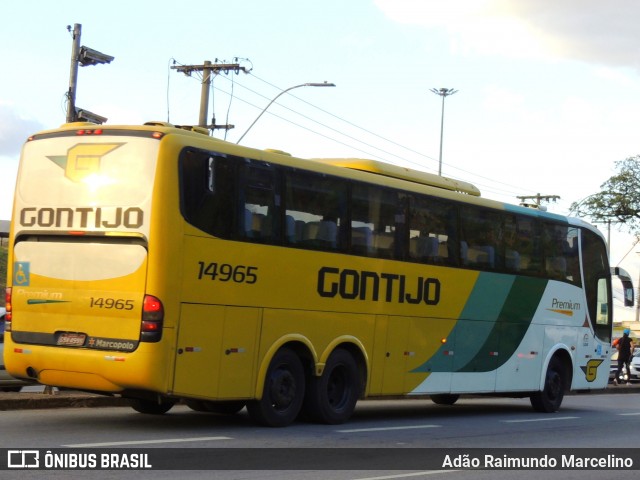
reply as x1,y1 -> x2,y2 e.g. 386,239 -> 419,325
0,391 -> 131,411
0,385 -> 638,411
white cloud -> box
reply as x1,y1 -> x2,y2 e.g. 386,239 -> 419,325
482,86 -> 525,113
375,0 -> 640,69
0,104 -> 42,156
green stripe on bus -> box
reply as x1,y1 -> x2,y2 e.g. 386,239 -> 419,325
456,275 -> 548,372
412,274 -> 548,373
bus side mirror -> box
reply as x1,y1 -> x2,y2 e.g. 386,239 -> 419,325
611,267 -> 634,308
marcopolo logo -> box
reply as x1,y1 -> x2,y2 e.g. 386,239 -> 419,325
47,143 -> 123,183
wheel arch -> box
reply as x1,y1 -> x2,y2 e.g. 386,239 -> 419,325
254,335 -> 317,399
540,346 -> 574,391
318,337 -> 369,399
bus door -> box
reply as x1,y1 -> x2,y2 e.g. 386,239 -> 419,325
379,315 -> 410,394
450,318 -> 498,393
173,304 -> 260,399
403,316 -> 455,395
376,315 -> 448,395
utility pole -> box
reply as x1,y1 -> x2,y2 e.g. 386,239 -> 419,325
67,24 -> 81,123
430,88 -> 458,176
171,60 -> 250,132
66,23 -> 114,124
517,193 -> 560,209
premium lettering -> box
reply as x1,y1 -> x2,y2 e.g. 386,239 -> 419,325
551,298 -> 581,311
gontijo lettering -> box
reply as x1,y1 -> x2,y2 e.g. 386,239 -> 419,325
317,266 -> 441,305
19,206 -> 144,229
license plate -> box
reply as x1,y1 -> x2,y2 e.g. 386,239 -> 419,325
57,332 -> 87,347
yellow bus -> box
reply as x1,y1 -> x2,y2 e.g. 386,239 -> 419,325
4,121 -> 634,426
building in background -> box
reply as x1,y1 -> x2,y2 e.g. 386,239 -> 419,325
0,220 -> 8,247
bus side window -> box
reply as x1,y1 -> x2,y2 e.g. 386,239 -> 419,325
239,162 -> 279,244
284,169 -> 347,252
351,184 -> 402,259
407,194 -> 457,266
503,214 -> 521,272
459,206 -> 501,270
542,223 -> 581,286
515,216 -> 540,275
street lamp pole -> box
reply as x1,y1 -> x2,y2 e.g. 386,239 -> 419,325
237,82 -> 335,143
430,87 -> 458,176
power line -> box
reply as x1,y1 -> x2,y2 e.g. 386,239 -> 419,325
213,75 -> 539,201
171,66 -> 549,205
237,74 -> 543,199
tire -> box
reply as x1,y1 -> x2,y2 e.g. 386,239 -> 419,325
247,348 -> 305,427
185,399 -> 210,412
185,399 -> 245,414
130,398 -> 176,415
430,394 -> 459,406
203,401 -> 246,415
0,387 -> 22,393
530,356 -> 566,413
303,348 -> 360,424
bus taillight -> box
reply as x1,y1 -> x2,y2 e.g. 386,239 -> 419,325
141,294 -> 163,343
76,128 -> 104,135
4,287 -> 12,331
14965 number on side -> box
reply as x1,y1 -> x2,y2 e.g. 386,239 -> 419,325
197,262 -> 258,284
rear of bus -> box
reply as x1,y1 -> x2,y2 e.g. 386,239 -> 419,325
4,123 -> 174,396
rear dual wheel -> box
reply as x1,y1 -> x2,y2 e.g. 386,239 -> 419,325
130,398 -> 176,415
247,348 -> 305,427
185,400 -> 245,415
303,348 -> 360,425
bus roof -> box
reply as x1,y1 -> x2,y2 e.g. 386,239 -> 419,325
313,158 -> 481,197
27,122 -> 598,233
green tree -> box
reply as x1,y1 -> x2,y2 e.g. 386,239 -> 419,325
571,155 -> 640,234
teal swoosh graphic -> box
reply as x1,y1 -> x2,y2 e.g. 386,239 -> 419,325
27,299 -> 70,305
412,273 -> 548,373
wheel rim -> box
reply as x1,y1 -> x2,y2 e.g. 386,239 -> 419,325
269,367 -> 298,411
326,365 -> 349,409
547,370 -> 562,401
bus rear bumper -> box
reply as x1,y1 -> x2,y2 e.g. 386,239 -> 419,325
38,369 -> 123,392
5,341 -> 169,394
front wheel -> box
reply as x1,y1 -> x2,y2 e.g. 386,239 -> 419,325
247,348 -> 305,427
303,348 -> 360,424
430,394 -> 459,406
530,356 -> 567,413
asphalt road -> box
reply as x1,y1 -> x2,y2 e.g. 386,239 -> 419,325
0,382 -> 639,411
1,391 -> 640,480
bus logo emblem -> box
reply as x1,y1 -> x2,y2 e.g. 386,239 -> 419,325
581,358 -> 603,382
47,143 -> 123,183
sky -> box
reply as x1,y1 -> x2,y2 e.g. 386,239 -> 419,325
2,0 -> 640,318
